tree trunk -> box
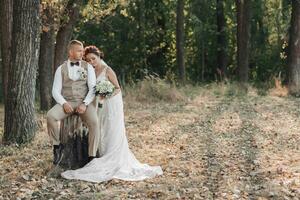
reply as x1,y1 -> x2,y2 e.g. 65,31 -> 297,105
138,0 -> 146,66
201,41 -> 205,82
39,6 -> 55,111
0,0 -> 13,103
236,0 -> 251,82
216,0 -> 227,79
288,1 -> 300,95
176,0 -> 185,83
59,115 -> 89,169
4,0 -> 40,144
54,0 -> 82,70
58,114 -> 101,169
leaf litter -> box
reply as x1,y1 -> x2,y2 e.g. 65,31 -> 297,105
0,87 -> 300,199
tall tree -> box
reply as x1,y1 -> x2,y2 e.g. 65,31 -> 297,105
54,0 -> 84,70
216,0 -> 227,79
236,0 -> 251,82
0,0 -> 13,102
4,0 -> 40,144
176,0 -> 185,83
248,0 -> 268,81
137,0 -> 146,66
288,0 -> 300,95
39,4 -> 55,111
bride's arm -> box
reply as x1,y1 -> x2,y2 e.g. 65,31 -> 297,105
106,67 -> 121,96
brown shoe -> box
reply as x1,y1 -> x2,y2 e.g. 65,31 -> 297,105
88,156 -> 95,162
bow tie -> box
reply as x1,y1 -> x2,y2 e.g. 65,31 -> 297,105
70,61 -> 80,66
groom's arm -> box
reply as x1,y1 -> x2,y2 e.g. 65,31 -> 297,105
82,64 -> 96,106
52,66 -> 67,106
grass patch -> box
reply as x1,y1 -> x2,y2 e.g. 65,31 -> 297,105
125,75 -> 186,104
0,144 -> 19,157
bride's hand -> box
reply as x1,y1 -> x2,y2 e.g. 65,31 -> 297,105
99,95 -> 105,100
111,88 -> 121,97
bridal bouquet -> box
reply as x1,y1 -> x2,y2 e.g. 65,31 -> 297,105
94,80 -> 115,97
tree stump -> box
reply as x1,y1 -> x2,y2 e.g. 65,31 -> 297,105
58,114 -> 90,169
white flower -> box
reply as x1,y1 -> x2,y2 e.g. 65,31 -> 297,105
78,68 -> 87,80
94,80 -> 115,97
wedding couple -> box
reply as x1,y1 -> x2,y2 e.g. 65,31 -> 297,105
46,40 -> 163,182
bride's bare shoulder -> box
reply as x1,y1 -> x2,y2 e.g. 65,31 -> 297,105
106,66 -> 116,75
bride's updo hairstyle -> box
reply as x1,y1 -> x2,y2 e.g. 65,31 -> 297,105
84,45 -> 104,59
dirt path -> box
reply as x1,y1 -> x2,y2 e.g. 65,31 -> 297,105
1,88 -> 300,199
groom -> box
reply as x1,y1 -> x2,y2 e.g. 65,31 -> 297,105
47,40 -> 99,165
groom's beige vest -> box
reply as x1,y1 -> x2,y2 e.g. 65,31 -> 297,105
61,61 -> 89,103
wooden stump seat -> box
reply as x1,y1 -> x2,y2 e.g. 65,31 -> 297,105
58,114 -> 90,169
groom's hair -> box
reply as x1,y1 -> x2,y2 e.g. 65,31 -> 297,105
68,40 -> 83,50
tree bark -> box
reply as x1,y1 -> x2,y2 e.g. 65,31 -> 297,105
201,41 -> 205,82
236,0 -> 251,82
138,0 -> 146,67
288,0 -> 300,95
39,6 -> 55,111
4,0 -> 40,144
58,114 -> 101,169
0,0 -> 13,103
54,0 -> 82,70
216,0 -> 227,79
176,0 -> 185,83
59,115 -> 89,169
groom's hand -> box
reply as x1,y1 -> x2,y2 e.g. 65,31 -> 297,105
63,102 -> 73,114
76,104 -> 87,114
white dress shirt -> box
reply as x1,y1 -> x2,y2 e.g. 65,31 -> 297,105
52,59 -> 96,106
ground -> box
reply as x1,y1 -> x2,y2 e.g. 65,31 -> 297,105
1,84 -> 300,199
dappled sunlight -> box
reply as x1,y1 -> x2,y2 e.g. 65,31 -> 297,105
1,86 -> 300,198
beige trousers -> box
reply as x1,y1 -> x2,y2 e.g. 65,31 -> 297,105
46,101 -> 99,157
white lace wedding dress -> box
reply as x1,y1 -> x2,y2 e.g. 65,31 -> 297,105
61,66 -> 163,182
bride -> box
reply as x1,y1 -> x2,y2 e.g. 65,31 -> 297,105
61,46 -> 163,182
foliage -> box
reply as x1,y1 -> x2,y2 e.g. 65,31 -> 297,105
72,0 -> 292,84
0,0 -> 293,101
